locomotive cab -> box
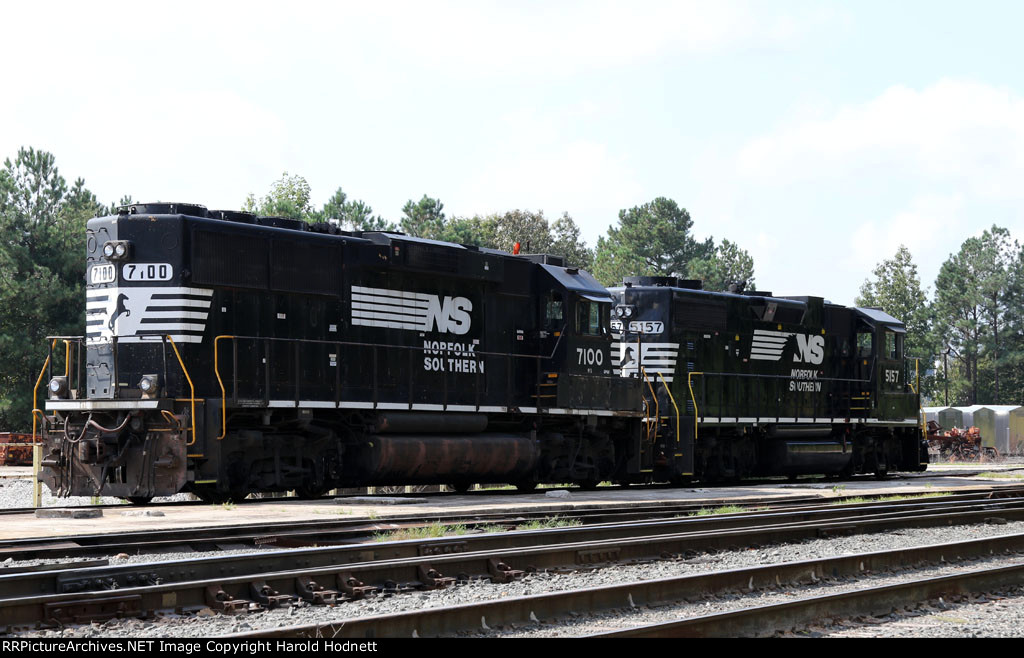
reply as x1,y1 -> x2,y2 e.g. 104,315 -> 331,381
534,264 -> 613,376
852,307 -> 918,421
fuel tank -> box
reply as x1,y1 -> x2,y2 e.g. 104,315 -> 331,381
348,433 -> 539,484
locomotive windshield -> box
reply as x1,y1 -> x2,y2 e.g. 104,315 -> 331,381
575,297 -> 608,336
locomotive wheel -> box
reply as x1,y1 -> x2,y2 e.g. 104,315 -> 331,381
126,496 -> 153,505
191,486 -> 247,504
193,489 -> 229,504
296,486 -> 328,500
577,479 -> 600,491
515,481 -> 538,493
449,482 -> 472,493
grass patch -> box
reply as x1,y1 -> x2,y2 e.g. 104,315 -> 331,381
515,515 -> 583,531
831,492 -> 951,505
975,471 -> 1024,479
373,521 -> 469,542
476,524 -> 508,533
688,504 -> 749,517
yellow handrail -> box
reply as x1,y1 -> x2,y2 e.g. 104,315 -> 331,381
640,366 -> 659,445
167,336 -> 197,446
656,371 -> 680,450
214,335 -> 235,440
31,339 -> 57,447
64,339 -> 71,378
687,371 -> 703,442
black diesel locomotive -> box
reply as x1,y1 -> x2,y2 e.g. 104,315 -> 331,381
37,203 -> 927,502
610,278 -> 927,483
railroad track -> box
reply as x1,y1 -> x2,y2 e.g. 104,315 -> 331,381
226,532 -> 1024,638
3,491 -> 1024,633
3,465 -> 1018,517
2,487 -> 1020,561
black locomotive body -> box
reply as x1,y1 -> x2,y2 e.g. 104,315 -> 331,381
37,204 -> 926,502
39,204 -> 643,501
610,277 -> 928,482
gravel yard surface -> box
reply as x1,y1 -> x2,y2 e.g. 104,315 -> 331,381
0,478 -> 194,508
11,519 -> 1024,638
820,586 -> 1024,638
470,554 -> 1024,638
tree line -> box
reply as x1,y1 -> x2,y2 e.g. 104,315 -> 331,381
0,152 -> 755,430
857,228 -> 1024,407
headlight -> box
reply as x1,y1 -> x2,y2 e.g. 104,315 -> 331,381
102,240 -> 131,261
615,307 -> 625,318
138,374 -> 160,398
48,377 -> 68,399
623,306 -> 634,318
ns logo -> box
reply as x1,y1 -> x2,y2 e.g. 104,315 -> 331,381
750,329 -> 824,365
351,285 -> 473,335
793,334 -> 825,365
424,296 -> 472,335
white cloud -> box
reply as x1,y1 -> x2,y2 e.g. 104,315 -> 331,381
724,79 -> 1024,304
846,193 -> 965,277
737,79 -> 1024,199
1,1 -> 839,86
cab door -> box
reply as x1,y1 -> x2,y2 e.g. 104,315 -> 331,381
876,330 -> 907,420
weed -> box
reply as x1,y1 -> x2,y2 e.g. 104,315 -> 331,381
477,524 -> 507,533
515,515 -> 583,531
976,471 -> 1024,480
688,504 -> 747,517
831,492 -> 950,505
373,521 -> 469,542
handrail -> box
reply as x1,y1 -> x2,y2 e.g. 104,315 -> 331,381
687,372 -> 703,442
214,335 -> 235,440
908,358 -> 919,394
656,371 -> 680,451
31,339 -> 57,447
166,336 -> 197,446
209,330 -> 585,414
640,366 -> 659,446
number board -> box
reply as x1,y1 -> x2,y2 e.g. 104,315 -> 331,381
122,263 -> 173,282
89,263 -> 116,285
610,320 -> 664,334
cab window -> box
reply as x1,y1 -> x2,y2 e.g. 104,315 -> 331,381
884,331 -> 901,360
575,299 -> 607,336
856,330 -> 874,358
544,292 -> 564,329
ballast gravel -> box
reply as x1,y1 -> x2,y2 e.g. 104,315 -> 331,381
0,478 -> 194,508
11,518 -> 1024,638
818,585 -> 1024,638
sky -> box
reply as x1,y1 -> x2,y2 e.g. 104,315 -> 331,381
2,0 -> 1023,305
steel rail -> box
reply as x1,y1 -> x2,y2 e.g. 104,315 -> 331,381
590,561 -> 1024,638
4,488 -> 1017,562
3,498 -> 1024,630
0,491 -> 1019,565
225,531 -> 1024,639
